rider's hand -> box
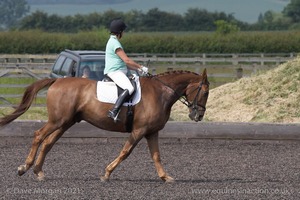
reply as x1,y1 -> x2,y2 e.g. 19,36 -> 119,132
139,65 -> 149,75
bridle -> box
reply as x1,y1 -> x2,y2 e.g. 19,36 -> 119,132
179,82 -> 208,112
150,74 -> 208,112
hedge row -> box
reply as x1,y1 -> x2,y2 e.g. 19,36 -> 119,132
0,30 -> 300,54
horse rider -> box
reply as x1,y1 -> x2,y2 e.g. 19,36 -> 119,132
104,18 -> 148,122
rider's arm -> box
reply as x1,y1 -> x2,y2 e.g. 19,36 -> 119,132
115,48 -> 143,71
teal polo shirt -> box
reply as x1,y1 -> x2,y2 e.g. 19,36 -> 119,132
104,35 -> 126,75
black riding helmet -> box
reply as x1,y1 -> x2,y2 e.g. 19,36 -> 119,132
110,19 -> 127,34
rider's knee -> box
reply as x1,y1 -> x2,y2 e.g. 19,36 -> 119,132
127,85 -> 134,95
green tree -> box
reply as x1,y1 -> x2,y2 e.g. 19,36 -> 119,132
19,11 -> 48,30
124,10 -> 144,32
214,20 -> 239,35
257,13 -> 264,23
184,8 -> 214,31
184,8 -> 237,31
264,11 -> 274,24
283,0 -> 300,22
141,8 -> 184,31
19,7 -> 253,32
0,0 -> 29,29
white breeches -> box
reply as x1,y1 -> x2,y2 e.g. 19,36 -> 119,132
107,70 -> 134,95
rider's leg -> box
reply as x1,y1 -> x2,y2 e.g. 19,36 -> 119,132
107,70 -> 134,122
107,89 -> 129,121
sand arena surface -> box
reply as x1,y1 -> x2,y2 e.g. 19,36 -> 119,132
1,137 -> 299,199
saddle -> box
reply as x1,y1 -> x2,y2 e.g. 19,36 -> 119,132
102,75 -> 137,102
96,75 -> 141,106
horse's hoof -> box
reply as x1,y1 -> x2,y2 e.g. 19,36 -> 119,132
17,165 -> 26,176
35,171 -> 45,181
163,176 -> 175,183
100,176 -> 109,182
165,178 -> 175,183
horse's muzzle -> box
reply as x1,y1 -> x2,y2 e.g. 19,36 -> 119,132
188,109 -> 204,122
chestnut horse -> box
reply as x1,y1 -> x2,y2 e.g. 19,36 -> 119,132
0,69 -> 209,182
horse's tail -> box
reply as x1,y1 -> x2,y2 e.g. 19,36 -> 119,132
0,78 -> 57,127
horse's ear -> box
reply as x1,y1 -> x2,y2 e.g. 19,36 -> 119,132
202,68 -> 208,81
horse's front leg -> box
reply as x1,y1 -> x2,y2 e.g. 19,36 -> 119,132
100,130 -> 144,182
145,132 -> 174,183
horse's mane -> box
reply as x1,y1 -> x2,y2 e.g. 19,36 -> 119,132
152,70 -> 199,78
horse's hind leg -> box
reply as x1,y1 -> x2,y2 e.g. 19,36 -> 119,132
100,130 -> 144,182
145,132 -> 174,182
33,123 -> 72,180
18,122 -> 59,176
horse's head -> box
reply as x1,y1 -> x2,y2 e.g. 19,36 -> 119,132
185,69 -> 209,122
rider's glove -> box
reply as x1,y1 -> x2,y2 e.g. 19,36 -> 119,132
139,65 -> 149,75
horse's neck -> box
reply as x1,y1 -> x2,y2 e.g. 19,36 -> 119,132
159,73 -> 196,94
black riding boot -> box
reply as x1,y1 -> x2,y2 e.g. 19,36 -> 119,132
108,89 -> 130,122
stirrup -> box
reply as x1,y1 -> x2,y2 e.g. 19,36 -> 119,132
107,109 -> 121,123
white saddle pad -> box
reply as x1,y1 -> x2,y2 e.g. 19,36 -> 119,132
96,76 -> 141,106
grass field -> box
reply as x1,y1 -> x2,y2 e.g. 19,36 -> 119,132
0,77 -> 47,105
